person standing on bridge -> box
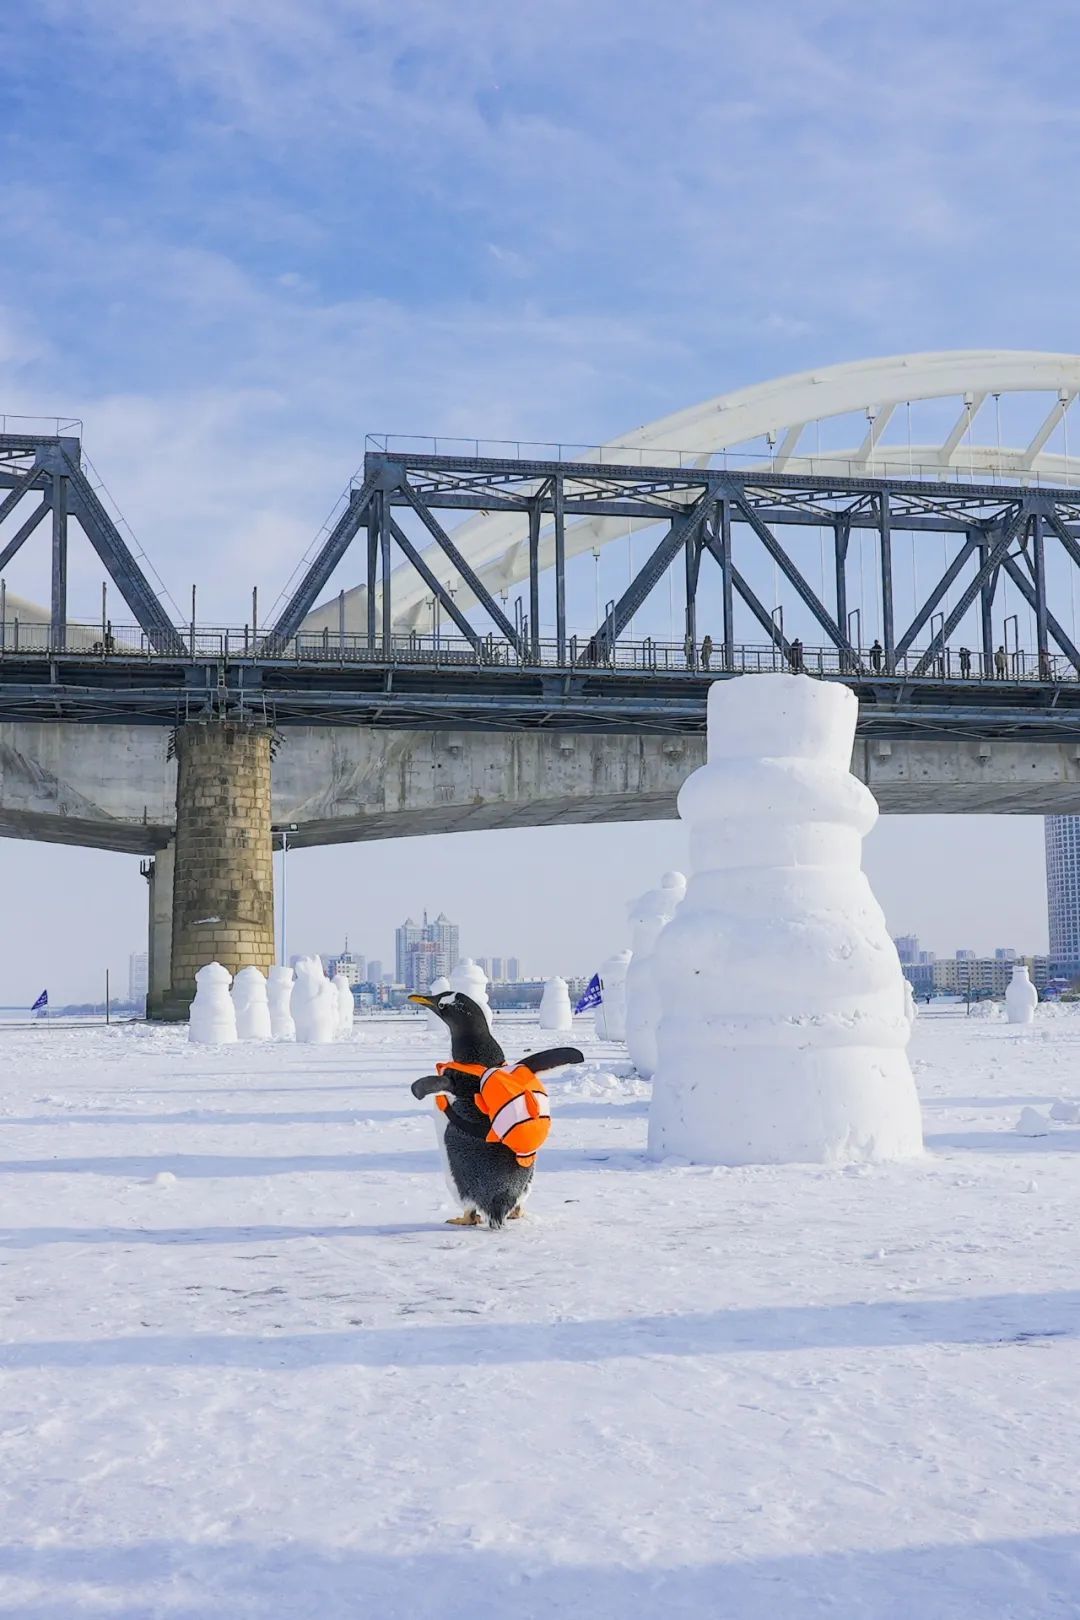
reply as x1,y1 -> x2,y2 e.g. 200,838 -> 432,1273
959,646 -> 972,678
701,634 -> 713,672
995,644 -> 1008,678
788,637 -> 804,673
869,639 -> 883,673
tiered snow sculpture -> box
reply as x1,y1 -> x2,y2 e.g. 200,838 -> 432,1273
188,962 -> 238,1045
449,959 -> 492,1026
648,674 -> 923,1165
1005,964 -> 1038,1025
232,965 -> 272,1040
292,956 -> 337,1044
539,975 -> 573,1031
333,971 -> 355,1036
625,872 -> 686,1079
267,965 -> 296,1039
595,950 -> 632,1041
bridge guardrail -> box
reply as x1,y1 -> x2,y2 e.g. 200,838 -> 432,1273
0,618 -> 1076,685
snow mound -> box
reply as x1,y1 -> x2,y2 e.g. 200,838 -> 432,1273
1015,1106 -> 1052,1136
1050,1098 -> 1080,1123
555,1061 -> 650,1102
968,1000 -> 1005,1021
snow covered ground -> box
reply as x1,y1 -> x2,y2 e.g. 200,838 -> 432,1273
1,1008 -> 1079,1618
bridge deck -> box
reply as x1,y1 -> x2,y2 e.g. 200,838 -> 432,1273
2,633 -> 1080,737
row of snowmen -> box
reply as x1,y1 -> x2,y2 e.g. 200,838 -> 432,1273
189,953 -> 582,1046
189,957 -> 355,1045
420,958 -> 577,1033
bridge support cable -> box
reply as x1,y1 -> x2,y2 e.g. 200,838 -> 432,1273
911,506 -> 1029,676
996,549 -> 1080,672
398,482 -> 526,656
730,495 -> 859,668
386,517 -> 483,651
269,473 -> 378,645
589,491 -> 714,660
699,522 -> 793,663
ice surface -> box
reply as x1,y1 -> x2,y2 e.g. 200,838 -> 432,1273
595,950 -> 631,1041
1,1007 -> 1079,1617
232,966 -> 273,1041
624,872 -> 685,1079
649,676 -> 923,1165
188,961 -> 237,1045
539,975 -> 573,1031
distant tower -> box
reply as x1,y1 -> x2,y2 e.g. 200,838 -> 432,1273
1045,815 -> 1080,970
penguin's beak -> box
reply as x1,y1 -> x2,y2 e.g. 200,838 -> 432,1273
408,994 -> 436,1008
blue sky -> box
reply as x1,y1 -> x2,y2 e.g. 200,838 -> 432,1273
0,0 -> 1074,999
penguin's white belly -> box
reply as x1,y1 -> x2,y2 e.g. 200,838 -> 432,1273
431,1106 -> 469,1210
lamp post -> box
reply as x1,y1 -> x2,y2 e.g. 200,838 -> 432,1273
275,823 -> 298,965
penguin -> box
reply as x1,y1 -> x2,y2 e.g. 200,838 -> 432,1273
408,991 -> 583,1228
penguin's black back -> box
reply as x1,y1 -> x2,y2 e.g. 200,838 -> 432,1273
448,1010 -> 505,1067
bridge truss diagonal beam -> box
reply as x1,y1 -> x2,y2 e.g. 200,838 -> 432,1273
910,506 -> 1029,676
271,474 -> 379,644
399,481 -> 525,654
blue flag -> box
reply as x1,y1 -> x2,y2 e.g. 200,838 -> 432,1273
30,989 -> 47,1013
574,974 -> 602,1014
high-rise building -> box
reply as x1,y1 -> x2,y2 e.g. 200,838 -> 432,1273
956,949 -> 976,961
396,912 -> 461,990
426,912 -> 460,979
475,957 -> 489,976
327,946 -> 364,984
128,951 -> 148,1003
893,934 -> 919,965
395,918 -> 422,984
994,947 -> 1017,963
506,957 -> 520,982
367,959 -> 382,985
490,955 -> 504,982
1046,815 -> 1080,969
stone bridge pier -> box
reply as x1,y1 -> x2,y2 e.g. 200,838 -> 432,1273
150,722 -> 275,1020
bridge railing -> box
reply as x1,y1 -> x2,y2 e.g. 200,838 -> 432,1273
0,618 -> 1077,684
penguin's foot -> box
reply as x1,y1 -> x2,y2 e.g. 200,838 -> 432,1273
507,1205 -> 526,1220
445,1210 -> 482,1226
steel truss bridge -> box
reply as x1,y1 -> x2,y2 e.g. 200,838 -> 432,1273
6,396 -> 1080,740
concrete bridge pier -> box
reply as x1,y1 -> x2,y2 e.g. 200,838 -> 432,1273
155,721 -> 275,1020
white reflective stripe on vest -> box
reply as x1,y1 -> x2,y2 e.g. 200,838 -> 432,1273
489,1089 -> 550,1141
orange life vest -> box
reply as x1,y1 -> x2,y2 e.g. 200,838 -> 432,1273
434,1060 -> 551,1167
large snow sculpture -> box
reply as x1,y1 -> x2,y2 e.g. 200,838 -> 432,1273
189,962 -> 238,1045
625,872 -> 686,1078
595,950 -> 632,1041
902,977 -> 917,1028
292,956 -> 337,1044
333,971 -> 355,1036
1005,965 -> 1038,1025
539,975 -> 573,1031
232,965 -> 272,1040
648,674 -> 923,1165
267,965 -> 296,1039
449,959 -> 492,1027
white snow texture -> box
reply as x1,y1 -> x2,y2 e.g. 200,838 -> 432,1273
291,956 -> 338,1044
539,975 -> 573,1031
1005,965 -> 1038,1025
448,959 -> 492,1026
267,965 -> 296,1039
231,966 -> 273,1041
624,872 -> 686,1078
648,674 -> 923,1166
595,949 -> 632,1041
188,962 -> 238,1045
333,972 -> 355,1037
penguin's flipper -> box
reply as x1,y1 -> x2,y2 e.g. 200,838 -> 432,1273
519,1047 -> 585,1074
410,1068 -> 483,1102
